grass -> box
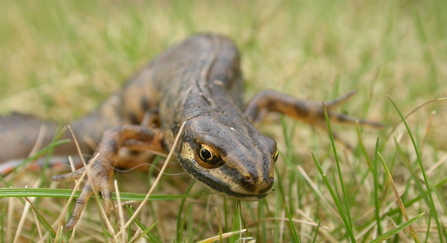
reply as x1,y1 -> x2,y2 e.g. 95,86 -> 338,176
1,0 -> 447,242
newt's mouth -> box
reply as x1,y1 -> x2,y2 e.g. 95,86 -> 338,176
191,172 -> 273,201
221,190 -> 271,201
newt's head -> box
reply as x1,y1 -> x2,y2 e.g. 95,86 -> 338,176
177,115 -> 277,201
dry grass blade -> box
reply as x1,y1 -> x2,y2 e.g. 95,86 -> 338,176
247,217 -> 328,229
197,229 -> 247,243
54,153 -> 100,234
67,125 -> 88,168
114,180 -> 127,242
115,121 -> 187,238
12,195 -> 32,243
53,225 -> 62,243
296,165 -> 339,219
28,125 -> 48,158
388,217 -> 409,243
24,197 -> 49,240
426,154 -> 447,175
387,98 -> 447,139
12,178 -> 41,243
7,197 -> 14,242
378,153 -> 421,242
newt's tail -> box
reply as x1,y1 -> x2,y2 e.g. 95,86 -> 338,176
0,113 -> 75,161
0,92 -> 131,175
0,113 -> 88,174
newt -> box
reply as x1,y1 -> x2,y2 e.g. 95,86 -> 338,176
0,33 -> 383,230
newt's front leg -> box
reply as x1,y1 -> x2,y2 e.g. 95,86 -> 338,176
245,90 -> 384,149
52,125 -> 165,230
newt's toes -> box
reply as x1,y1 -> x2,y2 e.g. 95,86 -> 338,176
52,168 -> 86,182
65,216 -> 78,231
62,183 -> 94,230
101,189 -> 113,216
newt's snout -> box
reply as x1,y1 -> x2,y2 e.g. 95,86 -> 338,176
241,173 -> 274,195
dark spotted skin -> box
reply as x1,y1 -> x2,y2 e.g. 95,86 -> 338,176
0,33 -> 384,230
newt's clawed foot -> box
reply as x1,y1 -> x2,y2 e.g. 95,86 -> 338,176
52,125 -> 164,230
52,159 -> 114,231
321,91 -> 385,129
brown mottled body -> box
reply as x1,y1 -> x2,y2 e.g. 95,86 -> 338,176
0,33 -> 383,230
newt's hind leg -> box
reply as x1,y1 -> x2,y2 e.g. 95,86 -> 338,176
52,125 -> 165,230
244,90 -> 384,149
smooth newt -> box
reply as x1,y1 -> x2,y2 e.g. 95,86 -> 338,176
0,33 -> 383,230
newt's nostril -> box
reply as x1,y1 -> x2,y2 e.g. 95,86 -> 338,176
241,174 -> 257,192
243,175 -> 253,184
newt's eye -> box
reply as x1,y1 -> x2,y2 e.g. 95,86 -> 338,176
200,148 -> 214,160
195,144 -> 223,168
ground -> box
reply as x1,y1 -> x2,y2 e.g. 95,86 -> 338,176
0,0 -> 446,242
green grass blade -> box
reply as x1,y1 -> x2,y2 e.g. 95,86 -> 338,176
24,197 -> 57,237
424,210 -> 432,243
131,221 -> 158,243
311,220 -> 321,243
0,188 -> 194,201
176,180 -> 195,242
388,96 -> 445,241
1,139 -> 71,179
372,138 -> 383,236
369,213 -> 425,243
230,201 -> 244,243
383,175 -> 447,219
378,152 -> 420,242
285,204 -> 300,243
125,205 -> 160,243
356,124 -> 373,170
312,153 -> 356,242
323,106 -> 353,230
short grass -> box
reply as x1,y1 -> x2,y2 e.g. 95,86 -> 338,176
1,0 -> 446,242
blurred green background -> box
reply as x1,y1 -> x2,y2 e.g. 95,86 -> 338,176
1,1 -> 445,121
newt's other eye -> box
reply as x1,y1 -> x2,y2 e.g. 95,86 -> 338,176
273,149 -> 279,162
195,144 -> 223,168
